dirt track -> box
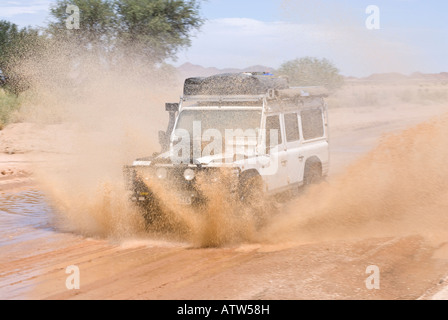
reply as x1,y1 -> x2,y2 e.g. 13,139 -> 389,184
1,100 -> 448,300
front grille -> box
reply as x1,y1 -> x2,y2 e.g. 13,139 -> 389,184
131,166 -> 239,205
135,166 -> 220,191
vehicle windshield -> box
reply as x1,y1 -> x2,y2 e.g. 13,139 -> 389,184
174,109 -> 262,140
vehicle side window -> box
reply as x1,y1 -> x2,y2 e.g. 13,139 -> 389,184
284,113 -> 300,142
301,109 -> 324,140
265,115 -> 282,151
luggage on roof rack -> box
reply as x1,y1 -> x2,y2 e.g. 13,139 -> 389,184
183,72 -> 289,96
277,86 -> 329,98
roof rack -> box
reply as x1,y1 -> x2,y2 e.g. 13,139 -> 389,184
180,74 -> 329,113
183,73 -> 289,96
277,86 -> 329,98
182,94 -> 265,102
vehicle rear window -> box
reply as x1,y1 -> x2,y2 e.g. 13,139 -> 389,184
301,109 -> 324,140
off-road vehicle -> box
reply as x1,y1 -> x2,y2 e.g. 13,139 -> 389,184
124,72 -> 329,221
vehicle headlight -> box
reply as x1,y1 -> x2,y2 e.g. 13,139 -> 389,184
184,168 -> 195,181
156,167 -> 168,180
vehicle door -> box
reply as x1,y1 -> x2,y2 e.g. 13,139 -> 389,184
283,112 -> 303,187
262,114 -> 288,193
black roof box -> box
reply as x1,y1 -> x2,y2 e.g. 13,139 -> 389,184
184,72 -> 289,96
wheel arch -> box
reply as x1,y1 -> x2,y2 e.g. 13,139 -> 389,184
239,168 -> 262,181
304,156 -> 323,178
304,156 -> 323,171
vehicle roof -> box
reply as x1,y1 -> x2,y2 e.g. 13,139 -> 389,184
180,72 -> 328,113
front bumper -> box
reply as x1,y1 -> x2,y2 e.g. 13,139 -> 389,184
124,165 -> 239,206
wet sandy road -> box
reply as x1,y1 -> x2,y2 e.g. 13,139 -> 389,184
1,187 -> 448,300
0,191 -> 53,246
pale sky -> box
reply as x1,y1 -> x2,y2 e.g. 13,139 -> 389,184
1,0 -> 447,76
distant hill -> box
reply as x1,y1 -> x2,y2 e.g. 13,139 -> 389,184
176,63 -> 448,83
409,72 -> 448,81
345,72 -> 448,82
177,63 -> 275,80
363,73 -> 410,82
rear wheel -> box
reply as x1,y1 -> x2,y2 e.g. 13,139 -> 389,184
303,161 -> 323,187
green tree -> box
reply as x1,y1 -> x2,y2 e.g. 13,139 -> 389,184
48,0 -> 203,64
0,20 -> 19,58
48,0 -> 115,51
0,20 -> 44,95
0,20 -> 21,83
115,0 -> 203,63
278,57 -> 344,89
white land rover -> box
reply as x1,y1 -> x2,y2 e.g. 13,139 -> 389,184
125,72 -> 329,221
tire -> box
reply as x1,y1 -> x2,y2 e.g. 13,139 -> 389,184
239,174 -> 264,205
130,185 -> 163,229
139,200 -> 160,224
238,174 -> 275,229
303,161 -> 322,187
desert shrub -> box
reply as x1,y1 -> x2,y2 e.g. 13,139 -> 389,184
0,88 -> 21,129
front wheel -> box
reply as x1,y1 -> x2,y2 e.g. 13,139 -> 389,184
238,174 -> 277,229
239,175 -> 264,205
131,194 -> 163,230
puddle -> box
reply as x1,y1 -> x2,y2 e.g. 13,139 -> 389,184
0,190 -> 55,246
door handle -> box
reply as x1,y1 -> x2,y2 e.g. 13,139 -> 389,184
281,160 -> 288,166
298,155 -> 304,161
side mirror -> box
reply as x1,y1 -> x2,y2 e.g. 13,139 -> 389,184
165,103 -> 179,112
